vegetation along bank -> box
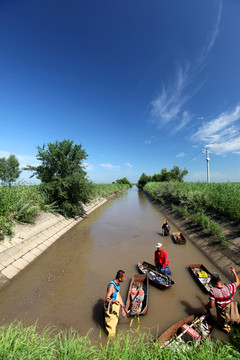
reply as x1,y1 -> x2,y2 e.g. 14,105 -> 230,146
141,181 -> 240,280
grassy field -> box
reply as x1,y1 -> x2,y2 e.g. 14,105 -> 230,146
0,322 -> 239,360
143,182 -> 240,246
0,183 -> 130,240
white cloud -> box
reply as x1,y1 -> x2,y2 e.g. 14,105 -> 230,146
173,111 -> 191,133
83,162 -> 94,171
125,162 -> 133,168
151,3 -> 222,132
151,64 -> 192,126
144,139 -> 152,145
0,150 -> 39,168
144,136 -> 156,145
192,105 -> 240,154
100,163 -> 120,170
176,152 -> 185,158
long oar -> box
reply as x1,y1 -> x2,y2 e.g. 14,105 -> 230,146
167,315 -> 205,348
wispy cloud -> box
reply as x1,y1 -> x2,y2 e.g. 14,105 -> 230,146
173,111 -> 191,133
83,162 -> 94,171
143,135 -> 156,145
100,163 -> 120,170
151,3 -> 222,132
125,162 -> 133,168
192,105 -> 240,154
176,152 -> 185,158
151,64 -> 192,126
0,150 -> 39,168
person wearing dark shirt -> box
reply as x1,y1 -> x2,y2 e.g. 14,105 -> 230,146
162,219 -> 170,236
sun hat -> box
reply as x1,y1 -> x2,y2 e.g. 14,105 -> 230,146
156,242 -> 162,248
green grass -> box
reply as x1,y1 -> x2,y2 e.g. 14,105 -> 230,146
0,323 -> 239,359
143,182 -> 240,222
91,183 -> 130,199
0,183 -> 130,241
143,182 -> 240,246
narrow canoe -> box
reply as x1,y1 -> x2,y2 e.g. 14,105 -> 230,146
189,264 -> 213,293
172,232 -> 186,244
137,261 -> 174,288
158,313 -> 215,347
125,274 -> 149,316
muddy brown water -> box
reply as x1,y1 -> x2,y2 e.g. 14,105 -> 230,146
0,186 -> 239,341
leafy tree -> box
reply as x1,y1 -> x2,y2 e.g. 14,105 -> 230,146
116,177 -> 132,186
25,139 -> 92,217
160,168 -> 172,182
137,173 -> 150,189
151,173 -> 162,182
0,155 -> 21,187
169,165 -> 188,181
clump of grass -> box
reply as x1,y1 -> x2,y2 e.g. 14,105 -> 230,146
91,183 -> 130,199
229,326 -> 240,352
172,205 -> 189,218
0,183 -> 56,240
143,181 -> 240,222
0,323 -> 239,359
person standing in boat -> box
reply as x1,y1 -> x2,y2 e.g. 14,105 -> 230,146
154,242 -> 171,275
162,219 -> 170,236
206,267 -> 240,333
104,269 -> 127,338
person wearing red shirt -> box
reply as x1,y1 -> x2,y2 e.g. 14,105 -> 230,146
154,242 -> 171,275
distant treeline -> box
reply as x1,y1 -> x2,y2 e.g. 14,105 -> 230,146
137,165 -> 188,189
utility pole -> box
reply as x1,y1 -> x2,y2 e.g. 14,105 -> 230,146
206,148 -> 210,183
202,147 -> 210,183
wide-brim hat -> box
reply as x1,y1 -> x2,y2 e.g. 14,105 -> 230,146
156,242 -> 162,248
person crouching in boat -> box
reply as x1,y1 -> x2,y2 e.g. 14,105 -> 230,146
154,242 -> 171,275
162,219 -> 170,236
104,270 -> 127,338
205,267 -> 240,333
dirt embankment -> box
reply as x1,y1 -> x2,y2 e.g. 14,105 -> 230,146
144,193 -> 240,283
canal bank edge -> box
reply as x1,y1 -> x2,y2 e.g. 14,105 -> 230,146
0,196 -> 112,291
143,192 -> 240,286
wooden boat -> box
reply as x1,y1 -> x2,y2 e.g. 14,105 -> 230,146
125,274 -> 149,316
137,261 -> 174,288
189,264 -> 213,293
172,232 -> 186,244
158,313 -> 215,348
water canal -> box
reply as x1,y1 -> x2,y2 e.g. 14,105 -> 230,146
0,186 -> 238,341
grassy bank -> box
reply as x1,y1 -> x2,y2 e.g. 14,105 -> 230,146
0,183 -> 130,240
0,323 -> 239,359
143,182 -> 240,246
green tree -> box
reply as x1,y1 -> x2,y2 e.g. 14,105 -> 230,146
169,165 -> 188,181
25,139 -> 92,217
116,177 -> 132,186
137,173 -> 150,189
0,155 -> 21,186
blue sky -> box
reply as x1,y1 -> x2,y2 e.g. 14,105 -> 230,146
0,0 -> 240,183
